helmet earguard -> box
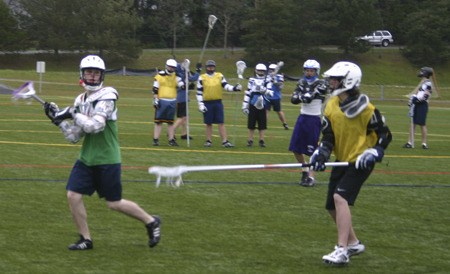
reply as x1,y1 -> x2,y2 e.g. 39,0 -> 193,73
80,55 -> 106,92
323,61 -> 362,96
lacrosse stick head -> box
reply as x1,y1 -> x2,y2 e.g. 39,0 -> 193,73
208,15 -> 218,29
148,166 -> 187,188
236,61 -> 247,79
181,59 -> 191,71
11,81 -> 36,103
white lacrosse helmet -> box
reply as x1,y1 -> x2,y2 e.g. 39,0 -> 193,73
268,64 -> 277,70
80,55 -> 106,92
323,61 -> 362,96
165,59 -> 177,74
303,59 -> 320,75
255,63 -> 267,77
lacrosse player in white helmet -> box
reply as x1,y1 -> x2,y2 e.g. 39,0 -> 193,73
266,63 -> 289,130
43,55 -> 162,251
242,63 -> 274,147
152,59 -> 185,146
289,59 -> 327,187
403,66 -> 434,149
196,59 -> 242,148
310,61 -> 392,265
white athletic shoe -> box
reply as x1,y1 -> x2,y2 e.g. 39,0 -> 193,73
334,241 -> 365,257
322,247 -> 349,265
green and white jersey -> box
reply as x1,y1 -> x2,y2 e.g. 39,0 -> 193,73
74,87 -> 121,166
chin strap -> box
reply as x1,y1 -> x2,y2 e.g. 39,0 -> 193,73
340,94 -> 369,118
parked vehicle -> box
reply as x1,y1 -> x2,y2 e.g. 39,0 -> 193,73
357,30 -> 394,47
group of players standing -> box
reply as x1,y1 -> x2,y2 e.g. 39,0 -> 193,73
151,58 -> 329,187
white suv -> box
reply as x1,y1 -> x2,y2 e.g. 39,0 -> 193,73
357,30 -> 394,47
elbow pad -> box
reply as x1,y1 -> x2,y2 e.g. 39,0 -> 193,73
74,113 -> 106,134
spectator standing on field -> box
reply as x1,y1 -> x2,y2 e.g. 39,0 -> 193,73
173,61 -> 202,140
266,63 -> 289,130
403,67 -> 434,149
152,59 -> 185,147
310,61 -> 392,265
289,59 -> 327,187
242,63 -> 274,147
43,55 -> 161,250
196,59 -> 242,148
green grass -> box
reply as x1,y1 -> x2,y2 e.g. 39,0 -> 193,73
1,49 -> 450,273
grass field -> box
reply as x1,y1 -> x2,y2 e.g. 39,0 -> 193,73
1,49 -> 450,273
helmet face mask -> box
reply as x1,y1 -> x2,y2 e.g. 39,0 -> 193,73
323,61 -> 362,96
80,55 -> 106,92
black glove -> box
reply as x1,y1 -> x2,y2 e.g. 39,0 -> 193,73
188,83 -> 195,90
43,102 -> 58,122
53,106 -> 74,126
309,144 -> 331,172
291,92 -> 301,104
196,62 -> 202,73
300,93 -> 313,104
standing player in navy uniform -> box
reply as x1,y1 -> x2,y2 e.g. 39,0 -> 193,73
403,67 -> 434,149
289,60 -> 327,186
310,61 -> 392,265
265,64 -> 289,130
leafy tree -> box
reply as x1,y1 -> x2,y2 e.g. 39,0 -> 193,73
0,1 -> 29,51
401,0 -> 450,65
16,0 -> 142,59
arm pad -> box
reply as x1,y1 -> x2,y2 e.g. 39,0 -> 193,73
74,113 -> 107,134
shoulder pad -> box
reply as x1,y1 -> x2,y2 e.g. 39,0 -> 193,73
158,70 -> 167,75
97,87 -> 118,100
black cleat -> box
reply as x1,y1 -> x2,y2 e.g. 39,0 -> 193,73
68,235 -> 93,251
146,216 -> 161,248
259,140 -> 266,147
168,139 -> 179,146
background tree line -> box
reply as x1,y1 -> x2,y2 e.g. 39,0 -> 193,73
1,0 -> 449,66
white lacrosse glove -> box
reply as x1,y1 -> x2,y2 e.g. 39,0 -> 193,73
233,84 -> 242,91
355,147 -> 384,170
198,103 -> 208,113
153,98 -> 159,109
265,89 -> 274,97
242,108 -> 249,115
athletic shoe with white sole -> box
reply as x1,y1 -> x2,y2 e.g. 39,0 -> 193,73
68,235 -> 93,251
222,140 -> 234,148
146,216 -> 161,248
322,247 -> 349,265
334,241 -> 365,257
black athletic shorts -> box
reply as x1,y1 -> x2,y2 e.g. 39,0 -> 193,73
325,164 -> 373,210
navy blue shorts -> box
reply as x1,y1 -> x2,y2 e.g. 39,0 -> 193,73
176,102 -> 187,118
155,99 -> 176,124
203,100 -> 224,124
413,102 -> 428,126
66,160 -> 122,202
325,165 -> 373,210
289,114 -> 321,156
265,99 -> 282,112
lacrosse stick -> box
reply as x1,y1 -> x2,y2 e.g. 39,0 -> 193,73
11,81 -> 46,105
148,162 -> 349,188
198,15 -> 218,63
181,59 -> 191,147
231,61 -> 247,143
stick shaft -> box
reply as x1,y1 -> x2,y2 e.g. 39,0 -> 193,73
181,162 -> 349,173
